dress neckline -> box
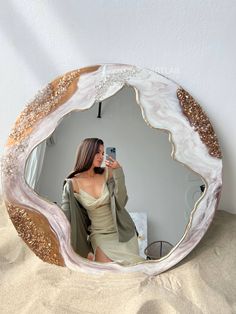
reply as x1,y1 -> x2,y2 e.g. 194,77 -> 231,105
78,180 -> 107,200
74,168 -> 108,200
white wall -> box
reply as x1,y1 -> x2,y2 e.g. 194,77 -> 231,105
36,86 -> 202,245
0,1 -> 235,214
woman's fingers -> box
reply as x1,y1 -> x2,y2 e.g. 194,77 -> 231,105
105,159 -> 113,167
105,159 -> 112,168
106,155 -> 114,162
108,156 -> 115,161
105,156 -> 121,169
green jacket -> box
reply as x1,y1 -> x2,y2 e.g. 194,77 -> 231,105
61,167 -> 138,258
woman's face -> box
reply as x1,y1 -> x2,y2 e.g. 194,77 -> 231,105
92,144 -> 104,168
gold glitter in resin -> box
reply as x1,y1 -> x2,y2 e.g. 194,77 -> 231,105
6,203 -> 65,266
177,88 -> 222,158
7,66 -> 100,146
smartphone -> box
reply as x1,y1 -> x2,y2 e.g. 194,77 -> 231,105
106,147 -> 116,160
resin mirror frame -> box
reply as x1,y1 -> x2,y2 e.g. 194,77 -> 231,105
1,63 -> 222,276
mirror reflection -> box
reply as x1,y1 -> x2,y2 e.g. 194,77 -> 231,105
25,86 -> 204,264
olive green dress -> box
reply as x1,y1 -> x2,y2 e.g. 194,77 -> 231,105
74,168 -> 145,265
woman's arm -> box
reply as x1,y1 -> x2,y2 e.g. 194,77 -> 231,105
106,155 -> 128,209
112,167 -> 129,208
61,181 -> 71,222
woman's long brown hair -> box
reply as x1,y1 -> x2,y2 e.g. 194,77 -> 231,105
64,138 -> 105,185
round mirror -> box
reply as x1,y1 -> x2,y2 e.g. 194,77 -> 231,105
1,64 -> 222,275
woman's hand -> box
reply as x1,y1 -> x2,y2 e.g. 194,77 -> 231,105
105,156 -> 121,169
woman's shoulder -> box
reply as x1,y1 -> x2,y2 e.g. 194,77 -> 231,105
63,179 -> 73,194
69,176 -> 80,193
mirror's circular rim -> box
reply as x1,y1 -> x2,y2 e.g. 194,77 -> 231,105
1,63 -> 222,275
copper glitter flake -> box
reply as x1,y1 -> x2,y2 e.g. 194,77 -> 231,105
6,203 -> 65,266
8,70 -> 81,145
177,88 -> 222,159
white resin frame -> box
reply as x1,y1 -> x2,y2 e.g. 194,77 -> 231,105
1,64 -> 222,276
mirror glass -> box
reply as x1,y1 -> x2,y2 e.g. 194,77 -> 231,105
25,85 -> 205,261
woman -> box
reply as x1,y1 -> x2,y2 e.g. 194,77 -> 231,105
61,138 -> 145,265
